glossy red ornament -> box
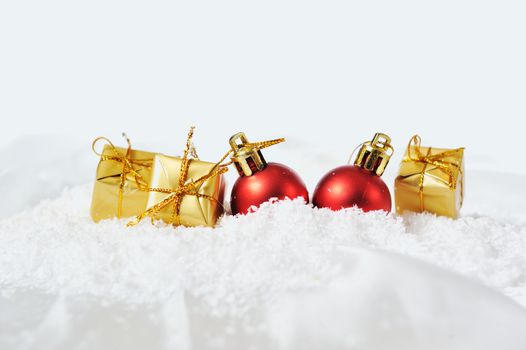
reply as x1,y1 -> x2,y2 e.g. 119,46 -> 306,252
229,133 -> 308,215
312,133 -> 394,213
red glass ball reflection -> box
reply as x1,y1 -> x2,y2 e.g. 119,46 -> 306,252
312,165 -> 391,212
230,162 -> 309,215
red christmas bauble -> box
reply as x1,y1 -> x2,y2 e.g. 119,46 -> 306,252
312,165 -> 391,212
231,162 -> 309,215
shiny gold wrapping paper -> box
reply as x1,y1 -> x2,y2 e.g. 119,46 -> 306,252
90,144 -> 155,222
147,154 -> 225,227
394,144 -> 464,218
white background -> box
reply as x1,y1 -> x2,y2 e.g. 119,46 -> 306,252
2,2 -> 526,349
1,0 -> 525,176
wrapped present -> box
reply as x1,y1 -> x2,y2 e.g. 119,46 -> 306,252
394,135 -> 464,218
90,135 -> 155,222
142,154 -> 225,227
126,127 -> 228,227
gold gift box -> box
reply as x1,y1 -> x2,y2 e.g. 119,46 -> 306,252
147,154 -> 225,227
394,137 -> 464,218
90,144 -> 155,222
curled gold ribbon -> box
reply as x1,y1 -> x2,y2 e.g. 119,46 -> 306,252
126,130 -> 285,227
404,135 -> 464,212
92,134 -> 153,218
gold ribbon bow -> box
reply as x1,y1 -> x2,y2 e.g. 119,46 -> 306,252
92,134 -> 153,218
404,135 -> 464,211
126,128 -> 285,227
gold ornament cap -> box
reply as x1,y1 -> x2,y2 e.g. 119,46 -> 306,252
353,133 -> 394,176
229,132 -> 267,177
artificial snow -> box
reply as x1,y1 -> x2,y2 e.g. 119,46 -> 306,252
1,183 -> 526,349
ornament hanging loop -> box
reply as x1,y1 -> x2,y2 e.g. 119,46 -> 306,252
347,142 -> 366,166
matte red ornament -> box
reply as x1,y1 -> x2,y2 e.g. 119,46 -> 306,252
312,133 -> 394,213
229,133 -> 308,215
231,162 -> 309,215
312,165 -> 391,212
